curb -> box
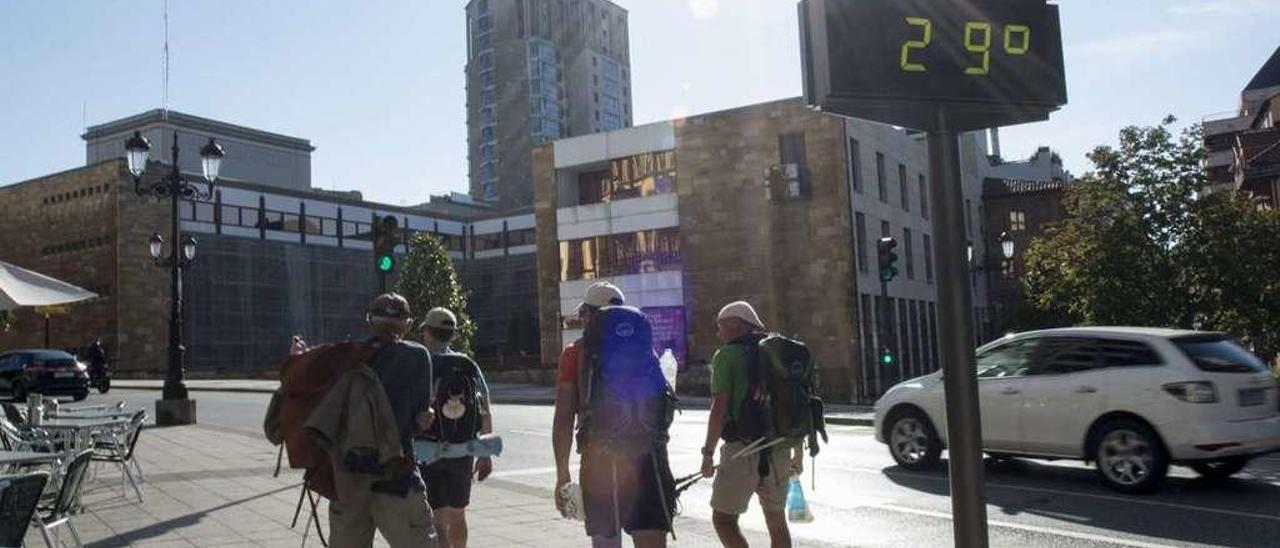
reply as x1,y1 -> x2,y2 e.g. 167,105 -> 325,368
825,416 -> 875,427
113,383 -> 878,426
113,384 -> 277,395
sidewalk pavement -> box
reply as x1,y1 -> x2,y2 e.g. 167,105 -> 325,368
114,380 -> 876,427
53,423 -> 841,547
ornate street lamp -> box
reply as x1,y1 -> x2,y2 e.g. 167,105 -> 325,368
127,130 -> 224,425
1000,231 -> 1015,260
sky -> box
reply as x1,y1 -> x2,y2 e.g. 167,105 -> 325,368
1,1 -> 1277,204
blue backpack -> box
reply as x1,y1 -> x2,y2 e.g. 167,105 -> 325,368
576,306 -> 675,458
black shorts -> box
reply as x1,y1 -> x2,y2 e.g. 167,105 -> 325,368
580,448 -> 675,538
421,457 -> 474,510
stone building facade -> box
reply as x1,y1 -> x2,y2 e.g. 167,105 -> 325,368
0,159 -> 540,377
982,178 -> 1070,333
0,159 -> 171,375
534,98 -> 995,403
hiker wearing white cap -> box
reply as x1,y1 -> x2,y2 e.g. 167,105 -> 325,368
418,307 -> 493,548
701,300 -> 804,548
552,283 -> 672,548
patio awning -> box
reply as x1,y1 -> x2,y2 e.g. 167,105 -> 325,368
0,260 -> 97,311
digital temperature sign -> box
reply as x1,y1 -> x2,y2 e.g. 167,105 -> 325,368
800,0 -> 1067,131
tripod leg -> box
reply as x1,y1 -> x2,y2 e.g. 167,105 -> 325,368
274,444 -> 284,478
291,483 -> 308,529
307,489 -> 328,547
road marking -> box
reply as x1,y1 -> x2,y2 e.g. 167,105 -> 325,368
877,504 -> 1180,548
848,466 -> 1280,523
491,465 -> 576,479
507,428 -> 552,437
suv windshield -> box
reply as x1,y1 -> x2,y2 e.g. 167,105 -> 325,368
1172,335 -> 1268,374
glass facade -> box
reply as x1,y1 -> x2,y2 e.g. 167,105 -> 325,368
598,56 -> 625,131
529,40 -> 563,144
577,150 -> 677,205
473,1 -> 498,202
559,227 -> 681,281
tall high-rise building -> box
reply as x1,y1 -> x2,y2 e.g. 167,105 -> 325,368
465,0 -> 633,210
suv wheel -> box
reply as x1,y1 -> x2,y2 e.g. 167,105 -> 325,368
1191,457 -> 1250,481
886,408 -> 942,470
1094,419 -> 1169,494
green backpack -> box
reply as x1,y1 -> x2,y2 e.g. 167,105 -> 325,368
726,334 -> 828,456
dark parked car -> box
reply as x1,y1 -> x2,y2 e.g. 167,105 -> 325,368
0,350 -> 90,401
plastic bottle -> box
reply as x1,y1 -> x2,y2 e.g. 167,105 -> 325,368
786,476 -> 814,523
659,349 -> 678,389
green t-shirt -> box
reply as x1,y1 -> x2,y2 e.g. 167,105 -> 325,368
710,343 -> 750,422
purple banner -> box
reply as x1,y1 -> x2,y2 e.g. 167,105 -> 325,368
644,306 -> 687,367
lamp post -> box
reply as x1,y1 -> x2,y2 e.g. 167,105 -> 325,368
126,130 -> 223,426
993,231 -> 1016,335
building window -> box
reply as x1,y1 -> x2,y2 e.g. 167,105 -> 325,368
848,138 -> 862,193
899,164 -> 909,212
777,133 -> 808,197
904,228 -> 915,280
576,150 -> 677,205
1010,209 -> 1027,232
923,234 -> 933,284
559,227 -> 682,281
855,212 -> 868,272
1002,259 -> 1015,278
876,152 -> 887,203
919,174 -> 928,219
966,199 -> 973,236
880,220 -> 890,238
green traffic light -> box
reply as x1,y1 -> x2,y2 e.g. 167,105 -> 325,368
881,351 -> 894,365
378,255 -> 394,273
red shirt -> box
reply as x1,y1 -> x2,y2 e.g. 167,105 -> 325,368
556,339 -> 582,384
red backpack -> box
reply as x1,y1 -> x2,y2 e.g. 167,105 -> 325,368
269,340 -> 384,500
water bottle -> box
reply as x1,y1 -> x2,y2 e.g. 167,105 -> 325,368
659,349 -> 678,389
786,476 -> 814,523
26,394 -> 43,427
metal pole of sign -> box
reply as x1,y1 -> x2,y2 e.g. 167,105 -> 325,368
926,109 -> 989,548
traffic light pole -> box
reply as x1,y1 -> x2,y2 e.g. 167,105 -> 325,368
878,277 -> 891,395
927,109 -> 989,548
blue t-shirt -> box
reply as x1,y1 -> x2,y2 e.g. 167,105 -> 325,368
369,338 -> 434,456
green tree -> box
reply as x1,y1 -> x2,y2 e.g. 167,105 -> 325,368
395,233 -> 476,355
1022,116 -> 1280,363
1179,191 -> 1280,362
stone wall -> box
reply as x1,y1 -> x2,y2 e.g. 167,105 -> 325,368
0,160 -> 125,359
532,144 -> 565,371
674,99 -> 859,402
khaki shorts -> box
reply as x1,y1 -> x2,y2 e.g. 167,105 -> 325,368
709,441 -> 792,515
329,488 -> 437,548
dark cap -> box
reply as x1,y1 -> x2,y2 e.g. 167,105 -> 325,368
368,293 -> 411,320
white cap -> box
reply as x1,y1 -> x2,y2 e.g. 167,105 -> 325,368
578,282 -> 625,312
424,307 -> 457,330
717,301 -> 764,329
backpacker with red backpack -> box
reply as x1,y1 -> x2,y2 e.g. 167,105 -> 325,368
264,339 -> 388,500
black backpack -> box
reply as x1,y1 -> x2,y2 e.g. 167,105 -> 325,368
576,306 -> 676,458
430,352 -> 484,444
725,333 -> 828,457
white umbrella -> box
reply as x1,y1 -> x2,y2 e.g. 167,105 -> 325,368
0,261 -> 97,347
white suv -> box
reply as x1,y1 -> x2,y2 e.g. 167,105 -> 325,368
874,327 -> 1280,493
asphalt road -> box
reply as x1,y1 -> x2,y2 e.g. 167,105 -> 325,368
91,389 -> 1280,547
